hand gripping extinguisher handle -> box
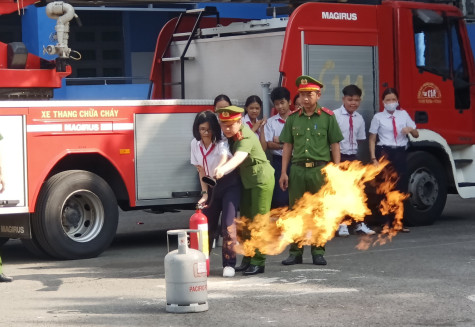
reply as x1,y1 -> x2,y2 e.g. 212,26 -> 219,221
166,229 -> 202,254
196,203 -> 206,210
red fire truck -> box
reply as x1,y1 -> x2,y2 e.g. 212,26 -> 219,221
0,0 -> 473,259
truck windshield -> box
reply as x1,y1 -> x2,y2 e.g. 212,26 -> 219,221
413,11 -> 470,109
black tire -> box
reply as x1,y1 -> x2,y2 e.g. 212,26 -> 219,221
31,170 -> 119,259
405,151 -> 447,226
0,237 -> 9,247
21,238 -> 52,259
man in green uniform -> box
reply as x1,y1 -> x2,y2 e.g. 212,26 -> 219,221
0,254 -> 12,282
214,106 -> 274,275
279,75 -> 343,266
0,133 -> 13,282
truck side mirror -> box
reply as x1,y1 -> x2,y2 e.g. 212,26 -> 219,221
415,111 -> 428,124
414,9 -> 443,24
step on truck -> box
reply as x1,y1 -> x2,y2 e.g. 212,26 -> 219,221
0,0 -> 474,259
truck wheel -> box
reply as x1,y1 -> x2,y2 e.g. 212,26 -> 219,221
31,170 -> 118,259
405,152 -> 447,226
0,237 -> 9,247
21,238 -> 51,258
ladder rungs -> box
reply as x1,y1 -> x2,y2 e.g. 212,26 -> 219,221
162,56 -> 194,62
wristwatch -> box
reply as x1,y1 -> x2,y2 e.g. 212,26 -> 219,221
201,191 -> 208,195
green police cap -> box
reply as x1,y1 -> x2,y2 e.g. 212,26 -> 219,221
216,105 -> 244,122
296,75 -> 324,92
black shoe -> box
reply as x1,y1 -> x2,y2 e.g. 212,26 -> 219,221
0,273 -> 13,282
242,264 -> 265,275
281,255 -> 303,265
234,258 -> 251,272
312,254 -> 327,265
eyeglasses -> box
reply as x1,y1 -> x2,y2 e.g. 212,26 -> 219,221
199,128 -> 212,134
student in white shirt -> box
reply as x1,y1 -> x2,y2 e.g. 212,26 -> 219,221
191,110 -> 241,277
213,94 -> 232,112
293,93 -> 302,112
369,88 -> 419,233
264,87 -> 292,208
334,85 -> 375,236
243,95 -> 267,149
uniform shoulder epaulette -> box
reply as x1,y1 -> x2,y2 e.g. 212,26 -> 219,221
290,109 -> 301,116
321,107 -> 334,116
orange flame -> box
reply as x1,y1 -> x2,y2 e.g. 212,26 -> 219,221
234,160 -> 408,256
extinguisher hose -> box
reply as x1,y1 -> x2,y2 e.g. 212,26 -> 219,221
201,175 -> 217,209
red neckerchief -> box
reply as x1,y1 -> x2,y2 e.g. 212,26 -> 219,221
232,131 -> 243,141
391,115 -> 398,145
348,113 -> 354,150
278,118 -> 285,124
246,120 -> 261,137
199,143 -> 216,176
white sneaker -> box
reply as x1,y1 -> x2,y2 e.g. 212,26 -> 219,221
338,224 -> 350,237
355,222 -> 376,235
223,266 -> 235,277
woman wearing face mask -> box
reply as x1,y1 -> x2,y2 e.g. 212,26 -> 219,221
369,88 -> 419,232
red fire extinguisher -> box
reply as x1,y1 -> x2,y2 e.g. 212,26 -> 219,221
189,204 -> 210,276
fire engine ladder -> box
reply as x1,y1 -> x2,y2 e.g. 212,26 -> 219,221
161,6 -> 219,99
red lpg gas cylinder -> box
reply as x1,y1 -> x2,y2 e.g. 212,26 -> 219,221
189,206 -> 210,275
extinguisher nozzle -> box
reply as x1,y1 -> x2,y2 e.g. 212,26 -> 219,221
202,175 -> 217,187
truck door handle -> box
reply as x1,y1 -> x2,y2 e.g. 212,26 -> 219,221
415,111 -> 428,124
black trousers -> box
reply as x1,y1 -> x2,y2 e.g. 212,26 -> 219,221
271,155 -> 290,209
375,145 -> 408,193
375,145 -> 408,226
340,153 -> 358,162
203,170 -> 241,268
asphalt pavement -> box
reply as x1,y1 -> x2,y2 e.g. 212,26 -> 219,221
1,195 -> 475,326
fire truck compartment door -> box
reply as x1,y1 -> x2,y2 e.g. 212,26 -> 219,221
135,113 -> 199,200
0,115 -> 28,214
304,44 -> 378,159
